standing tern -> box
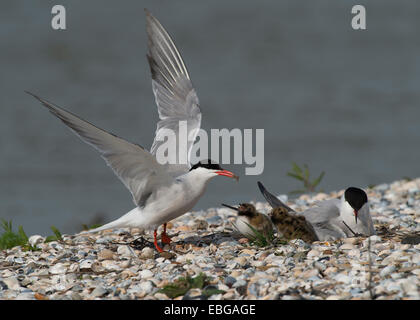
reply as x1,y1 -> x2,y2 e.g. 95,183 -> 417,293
257,182 -> 376,241
26,10 -> 238,252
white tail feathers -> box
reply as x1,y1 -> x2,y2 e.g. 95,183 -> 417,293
78,207 -> 143,235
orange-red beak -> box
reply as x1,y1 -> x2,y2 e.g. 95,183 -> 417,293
216,170 -> 239,181
354,210 -> 358,224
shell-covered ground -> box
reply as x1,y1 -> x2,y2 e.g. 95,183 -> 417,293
0,178 -> 419,300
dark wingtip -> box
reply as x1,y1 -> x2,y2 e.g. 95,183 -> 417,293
221,203 -> 238,211
24,90 -> 37,98
257,181 -> 266,192
24,91 -> 47,105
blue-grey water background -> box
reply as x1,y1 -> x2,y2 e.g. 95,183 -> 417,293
1,0 -> 420,236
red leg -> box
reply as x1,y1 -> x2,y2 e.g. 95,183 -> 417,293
153,229 -> 164,253
161,223 -> 171,244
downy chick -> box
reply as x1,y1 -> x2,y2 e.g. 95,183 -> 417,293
269,207 -> 319,243
223,203 -> 273,241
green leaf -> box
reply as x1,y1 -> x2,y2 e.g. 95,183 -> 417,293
1,219 -> 12,233
0,220 -> 32,250
157,273 -> 210,299
18,226 -> 28,243
303,164 -> 310,180
202,288 -> 226,298
312,171 -> 325,188
292,162 -> 303,175
50,226 -> 62,240
243,221 -> 273,247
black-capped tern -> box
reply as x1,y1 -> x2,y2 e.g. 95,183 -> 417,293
257,182 -> 375,241
26,10 -> 239,252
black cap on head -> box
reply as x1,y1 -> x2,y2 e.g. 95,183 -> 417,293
190,159 -> 223,171
344,187 -> 368,211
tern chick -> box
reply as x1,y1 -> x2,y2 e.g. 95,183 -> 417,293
269,207 -> 319,243
223,203 -> 273,241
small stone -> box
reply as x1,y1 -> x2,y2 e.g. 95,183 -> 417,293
138,281 -> 154,294
193,219 -> 209,230
234,256 -> 248,267
28,235 -> 45,248
3,277 -> 21,290
140,247 -> 155,259
117,245 -> 136,258
95,237 -> 113,244
314,261 -> 327,272
238,238 -> 249,244
224,276 -> 237,287
307,249 -> 320,259
302,269 -> 319,279
233,279 -> 247,288
340,243 -> 356,250
101,260 -> 122,271
91,286 -> 108,298
155,292 -> 169,299
380,265 -> 396,277
365,235 -> 382,245
160,251 -> 176,259
79,259 -> 94,270
334,274 -> 351,284
34,292 -> 49,300
98,249 -> 115,261
49,263 -> 67,275
140,269 -> 154,279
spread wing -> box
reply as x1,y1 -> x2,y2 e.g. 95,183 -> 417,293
146,10 -> 202,176
257,181 -> 295,212
26,92 -> 171,207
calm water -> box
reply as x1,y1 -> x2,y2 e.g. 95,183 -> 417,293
1,0 -> 420,235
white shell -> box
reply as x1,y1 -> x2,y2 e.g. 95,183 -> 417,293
28,235 -> 45,248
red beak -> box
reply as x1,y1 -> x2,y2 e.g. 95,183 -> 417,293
216,170 -> 239,181
354,210 -> 358,224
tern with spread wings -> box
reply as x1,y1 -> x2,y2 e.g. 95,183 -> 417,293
26,10 -> 238,252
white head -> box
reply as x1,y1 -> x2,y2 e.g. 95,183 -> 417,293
187,159 -> 239,182
340,187 -> 369,226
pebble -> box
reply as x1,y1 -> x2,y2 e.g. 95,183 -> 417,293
28,235 -> 45,248
98,249 -> 115,261
139,270 -> 154,279
140,247 -> 155,259
117,245 -> 136,258
2,277 -> 21,290
0,177 -> 419,300
380,265 -> 396,277
49,263 -> 67,275
91,286 -> 108,298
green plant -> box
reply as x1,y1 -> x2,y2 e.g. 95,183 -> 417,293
45,226 -> 63,242
81,223 -> 102,231
158,273 -> 212,299
242,222 -> 274,247
0,219 -> 37,251
287,162 -> 325,194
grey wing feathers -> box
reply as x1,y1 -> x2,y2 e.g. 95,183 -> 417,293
302,199 -> 341,224
257,181 -> 295,212
25,91 -> 170,207
145,10 -> 201,174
